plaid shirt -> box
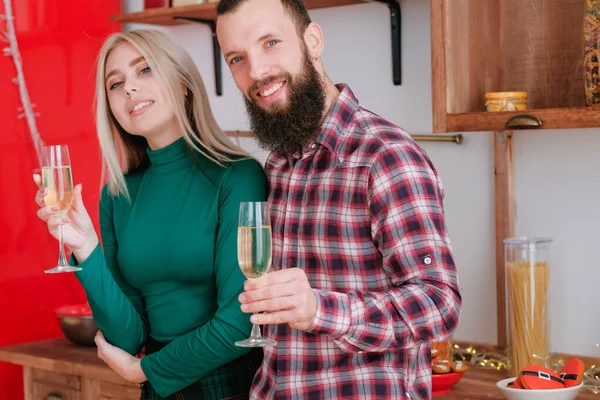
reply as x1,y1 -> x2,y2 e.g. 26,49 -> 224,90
251,85 -> 462,400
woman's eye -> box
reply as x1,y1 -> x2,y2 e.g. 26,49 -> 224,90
109,81 -> 123,90
140,66 -> 151,74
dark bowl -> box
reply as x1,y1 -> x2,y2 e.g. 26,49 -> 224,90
55,304 -> 98,347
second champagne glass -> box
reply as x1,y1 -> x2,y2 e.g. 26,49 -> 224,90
236,201 -> 277,347
41,145 -> 81,274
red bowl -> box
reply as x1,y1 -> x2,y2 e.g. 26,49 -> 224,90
54,303 -> 93,317
432,372 -> 465,396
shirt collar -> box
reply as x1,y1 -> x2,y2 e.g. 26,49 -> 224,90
312,83 -> 359,162
146,136 -> 192,175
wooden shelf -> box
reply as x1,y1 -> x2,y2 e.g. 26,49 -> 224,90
431,0 -> 600,132
112,0 -> 366,25
446,107 -> 600,132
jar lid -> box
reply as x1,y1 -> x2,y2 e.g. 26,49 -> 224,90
503,237 -> 553,245
485,91 -> 528,100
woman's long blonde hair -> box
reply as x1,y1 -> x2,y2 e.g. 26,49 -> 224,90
95,29 -> 249,198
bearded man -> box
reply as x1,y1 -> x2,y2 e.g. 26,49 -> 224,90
216,1 -> 463,398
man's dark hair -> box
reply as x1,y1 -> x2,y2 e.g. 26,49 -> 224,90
216,0 -> 312,36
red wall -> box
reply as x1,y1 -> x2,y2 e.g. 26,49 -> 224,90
0,1 -> 119,398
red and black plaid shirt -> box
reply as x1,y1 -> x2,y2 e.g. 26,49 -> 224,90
251,85 -> 462,400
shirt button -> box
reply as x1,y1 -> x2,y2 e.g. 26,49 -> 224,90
423,257 -> 432,265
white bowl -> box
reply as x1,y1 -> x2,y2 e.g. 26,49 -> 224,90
496,378 -> 584,400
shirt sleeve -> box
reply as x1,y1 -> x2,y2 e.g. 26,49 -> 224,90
139,159 -> 268,397
73,185 -> 148,355
307,142 -> 462,353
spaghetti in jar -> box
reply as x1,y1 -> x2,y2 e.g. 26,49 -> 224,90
503,237 -> 553,377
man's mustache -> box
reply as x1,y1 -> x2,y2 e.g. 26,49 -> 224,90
247,73 -> 291,100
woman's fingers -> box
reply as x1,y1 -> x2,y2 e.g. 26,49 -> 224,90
47,214 -> 70,231
70,184 -> 87,215
33,174 -> 47,207
37,206 -> 59,222
33,173 -> 42,189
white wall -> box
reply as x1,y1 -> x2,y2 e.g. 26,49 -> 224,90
123,0 -> 600,357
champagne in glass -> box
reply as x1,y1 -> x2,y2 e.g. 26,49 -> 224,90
235,201 -> 277,347
41,166 -> 73,218
41,145 -> 81,273
238,225 -> 272,279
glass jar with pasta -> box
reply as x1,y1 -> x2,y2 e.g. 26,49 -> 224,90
503,237 -> 553,377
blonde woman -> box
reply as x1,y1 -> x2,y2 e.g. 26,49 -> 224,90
33,29 -> 266,399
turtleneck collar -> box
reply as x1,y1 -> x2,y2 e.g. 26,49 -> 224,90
146,137 -> 193,175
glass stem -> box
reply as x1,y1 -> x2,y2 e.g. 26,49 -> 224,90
250,315 -> 262,339
58,224 -> 68,267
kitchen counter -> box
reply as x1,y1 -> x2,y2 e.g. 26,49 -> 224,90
0,338 -> 596,399
437,366 -> 596,399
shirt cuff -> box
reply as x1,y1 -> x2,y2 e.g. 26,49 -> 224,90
140,355 -> 178,398
72,243 -> 103,283
306,289 -> 352,338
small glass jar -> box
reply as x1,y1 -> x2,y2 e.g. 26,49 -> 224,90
504,237 -> 553,377
485,92 -> 528,112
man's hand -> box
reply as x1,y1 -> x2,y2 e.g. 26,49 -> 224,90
239,268 -> 317,331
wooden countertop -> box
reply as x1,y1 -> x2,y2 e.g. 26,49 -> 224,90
0,339 -> 596,398
0,338 -> 135,386
436,367 -> 596,399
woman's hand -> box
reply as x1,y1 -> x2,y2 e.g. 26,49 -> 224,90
33,174 -> 99,262
95,331 -> 147,383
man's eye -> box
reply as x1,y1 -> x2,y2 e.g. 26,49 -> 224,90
231,56 -> 243,65
267,40 -> 277,47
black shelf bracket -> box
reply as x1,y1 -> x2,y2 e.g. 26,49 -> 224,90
372,0 -> 401,85
174,17 -> 223,96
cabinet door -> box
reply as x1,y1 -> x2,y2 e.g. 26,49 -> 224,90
32,381 -> 81,400
32,370 -> 81,391
99,382 -> 141,400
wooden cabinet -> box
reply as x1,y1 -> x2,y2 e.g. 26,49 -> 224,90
0,339 -> 140,400
431,0 -> 600,132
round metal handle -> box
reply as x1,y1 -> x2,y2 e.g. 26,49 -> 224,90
44,392 -> 66,400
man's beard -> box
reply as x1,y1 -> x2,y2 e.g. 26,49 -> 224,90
243,51 -> 326,157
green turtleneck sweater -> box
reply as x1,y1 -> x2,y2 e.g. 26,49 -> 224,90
72,138 -> 267,397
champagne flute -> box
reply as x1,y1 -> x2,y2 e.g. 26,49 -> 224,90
235,201 -> 277,347
41,145 -> 81,274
